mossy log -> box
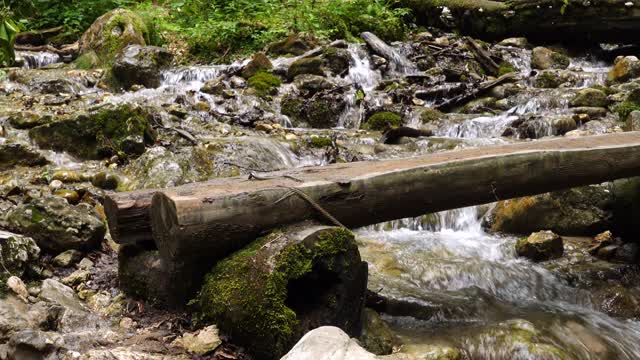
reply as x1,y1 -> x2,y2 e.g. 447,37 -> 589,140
197,223 -> 367,360
403,0 -> 640,44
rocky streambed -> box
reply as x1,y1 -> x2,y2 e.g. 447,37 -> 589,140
3,7 -> 640,360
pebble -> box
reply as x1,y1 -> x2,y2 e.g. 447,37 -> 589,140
78,257 -> 94,270
7,276 -> 29,299
49,179 -> 63,190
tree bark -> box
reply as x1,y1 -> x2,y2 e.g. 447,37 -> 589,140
361,32 -> 417,73
104,191 -> 155,246
148,132 -> 640,266
402,0 -> 640,44
15,26 -> 64,46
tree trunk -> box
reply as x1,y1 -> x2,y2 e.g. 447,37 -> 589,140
148,132 -> 640,267
402,0 -> 640,44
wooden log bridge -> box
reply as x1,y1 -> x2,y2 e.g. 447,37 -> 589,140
106,132 -> 640,306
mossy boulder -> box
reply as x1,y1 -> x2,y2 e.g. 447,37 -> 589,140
0,231 -> 40,284
268,33 -> 316,56
197,225 -> 367,360
78,9 -> 149,66
28,104 -> 156,160
288,57 -> 325,80
0,144 -> 48,170
6,196 -> 105,253
247,71 -> 282,97
531,47 -> 570,70
112,45 -> 173,90
241,53 -> 273,79
420,108 -> 444,123
359,309 -> 398,355
6,111 -> 52,129
362,112 -> 403,131
533,70 -> 578,89
569,88 -> 609,108
488,186 -> 613,236
516,231 -> 564,262
607,56 -> 640,84
281,93 -> 347,128
322,47 -> 352,76
552,117 -> 577,136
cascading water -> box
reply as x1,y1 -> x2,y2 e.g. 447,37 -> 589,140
358,206 -> 640,359
17,51 -> 63,69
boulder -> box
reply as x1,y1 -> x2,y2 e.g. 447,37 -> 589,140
268,33 -> 316,56
288,57 -> 325,80
624,110 -> 640,131
488,186 -> 612,236
7,196 -> 105,253
281,92 -> 347,128
359,309 -> 398,355
516,231 -> 564,262
608,56 -> 640,84
112,45 -> 173,90
29,104 -> 156,160
533,70 -> 578,89
171,325 -> 222,355
241,53 -> 273,79
78,9 -> 149,65
0,144 -> 48,170
498,37 -> 529,48
6,111 -> 52,129
592,285 -> 640,319
323,47 -> 352,76
552,117 -> 577,136
569,88 -> 609,108
197,225 -> 368,360
38,279 -> 93,332
0,295 -> 49,341
531,47 -> 570,70
7,329 -> 64,360
52,249 -> 83,267
0,231 -> 40,282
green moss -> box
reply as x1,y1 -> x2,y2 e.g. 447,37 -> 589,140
197,227 -> 355,359
74,51 -> 100,69
498,62 -> 516,77
248,71 -> 282,97
308,136 -> 333,148
420,108 -> 444,123
363,112 -> 402,130
614,101 -> 640,121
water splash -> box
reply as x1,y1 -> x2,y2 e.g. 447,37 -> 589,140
17,51 -> 62,69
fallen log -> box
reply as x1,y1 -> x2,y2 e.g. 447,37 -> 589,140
15,26 -> 64,46
402,0 -> 640,44
361,32 -> 417,74
436,72 -> 517,111
15,43 -> 79,57
196,222 -> 367,360
464,37 -> 500,76
149,132 -> 640,267
104,190 -> 155,245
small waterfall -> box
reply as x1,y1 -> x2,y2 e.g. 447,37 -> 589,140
161,66 -> 229,86
17,51 -> 62,69
345,45 -> 382,92
444,114 -> 518,139
367,206 -> 484,234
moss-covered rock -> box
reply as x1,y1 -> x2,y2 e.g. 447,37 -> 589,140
78,9 -> 149,66
197,226 -> 367,360
308,136 -> 333,149
533,70 -> 578,89
552,117 -> 577,136
112,45 -> 173,90
268,33 -> 316,56
0,231 -> 40,284
0,144 -> 48,170
516,231 -> 564,262
359,309 -> 399,355
570,88 -> 609,108
288,57 -> 325,80
613,100 -> 640,121
6,196 -> 105,254
323,47 -> 352,76
281,93 -> 346,128
247,71 -> 282,97
460,97 -> 497,114
241,52 -> 273,79
488,186 -> 612,236
420,108 -> 444,123
531,47 -> 570,70
6,111 -> 52,129
363,112 -> 403,131
118,245 -> 170,305
28,104 -> 156,160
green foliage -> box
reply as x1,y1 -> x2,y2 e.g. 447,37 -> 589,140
498,62 -> 516,77
614,101 -> 640,122
0,6 -> 23,67
308,136 -> 333,148
560,0 -> 570,15
363,111 -> 402,130
247,71 -> 282,97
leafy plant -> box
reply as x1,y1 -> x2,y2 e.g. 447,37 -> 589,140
560,0 -> 570,15
0,3 -> 23,67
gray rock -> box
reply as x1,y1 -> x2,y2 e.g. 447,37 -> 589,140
0,231 -> 40,281
359,309 -> 398,355
288,57 -> 325,80
534,70 -> 578,88
7,329 -> 64,359
0,295 -> 49,340
112,45 -> 173,90
516,231 -> 564,262
52,250 -> 83,267
39,279 -> 93,332
532,47 -> 570,70
570,88 -> 609,107
0,144 -> 48,170
7,196 -> 105,253
171,325 -> 222,355
608,56 -> 640,84
498,37 -> 529,48
624,110 -> 640,131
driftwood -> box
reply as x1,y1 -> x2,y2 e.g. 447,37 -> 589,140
361,32 -> 417,74
381,126 -> 434,144
464,37 -> 500,76
436,72 -> 517,111
15,43 -> 79,57
402,0 -> 640,44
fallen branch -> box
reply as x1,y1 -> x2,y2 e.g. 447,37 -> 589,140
436,72 -> 517,111
15,43 -> 79,57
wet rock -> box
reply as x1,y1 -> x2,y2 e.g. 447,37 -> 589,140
498,37 -> 529,48
62,269 -> 91,287
201,78 -> 225,95
294,74 -> 335,95
359,309 -> 398,355
282,326 -> 405,360
593,285 -> 640,318
611,242 -> 640,264
171,325 -> 222,355
7,329 -> 64,359
488,186 -> 612,236
281,92 -> 347,128
92,172 -> 120,190
624,110 -> 640,131
52,171 -> 84,183
552,117 -> 577,136
39,279 -> 93,332
79,9 -> 149,64
29,104 -> 156,160
197,227 -> 367,360
0,231 -> 40,282
0,295 -> 49,340
459,97 -> 497,114
7,111 -> 52,129
0,144 -> 48,170
112,45 -> 173,90
241,53 -> 273,79
7,196 -> 105,253
123,146 -> 193,189
570,88 -> 609,108
533,69 -> 578,88
410,345 -> 463,360
288,57 -> 325,80
572,106 -> 608,119
54,189 -> 81,205
362,112 -> 403,131
323,47 -> 352,75
588,230 -> 614,255
6,276 -> 28,300
516,231 -> 564,262
531,47 -> 570,70
607,56 -> 640,84
52,250 -> 83,267
77,258 -> 94,270
268,33 -> 316,56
